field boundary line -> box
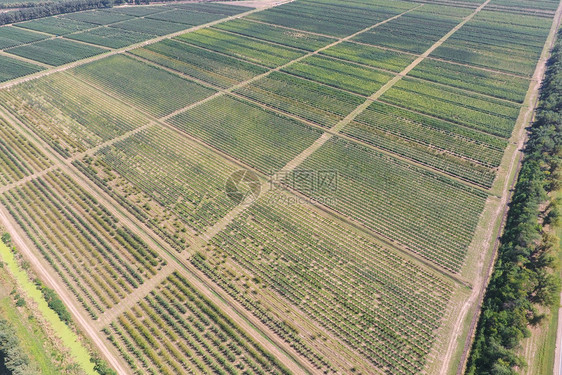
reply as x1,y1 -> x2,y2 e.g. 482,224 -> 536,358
0,5 -> 272,90
448,0 -> 562,373
0,98 -> 319,375
159,3 -> 425,121
196,0 -> 493,268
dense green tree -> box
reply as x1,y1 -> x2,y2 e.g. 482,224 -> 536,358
466,30 -> 562,374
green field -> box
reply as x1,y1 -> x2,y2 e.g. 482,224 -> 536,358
5,38 -> 106,66
15,17 -> 94,35
0,72 -> 150,156
66,27 -> 152,49
213,18 -> 337,51
0,0 -> 557,374
72,54 -> 216,118
175,28 -> 306,68
0,26 -> 48,49
167,95 -> 323,173
130,39 -> 268,88
0,54 -> 43,82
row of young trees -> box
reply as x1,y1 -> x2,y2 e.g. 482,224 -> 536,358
466,30 -> 562,374
0,0 -> 123,25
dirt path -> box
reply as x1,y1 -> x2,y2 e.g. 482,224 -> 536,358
0,205 -> 131,375
196,0 -> 493,276
0,100 -> 319,374
0,5 -> 269,90
95,265 -> 175,329
450,0 -> 562,373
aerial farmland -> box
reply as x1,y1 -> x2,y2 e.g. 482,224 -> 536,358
0,0 -> 560,374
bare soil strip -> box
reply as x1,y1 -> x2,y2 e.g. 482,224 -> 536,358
159,4 -> 424,121
448,1 -> 562,373
0,205 -> 131,374
197,0 -> 492,272
0,5 -> 270,90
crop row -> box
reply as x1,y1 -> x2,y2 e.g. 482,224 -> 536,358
408,58 -> 530,103
352,11 -> 461,53
174,28 -> 306,69
145,9 -> 224,26
172,2 -> 253,16
379,78 -> 521,138
354,101 -> 506,164
67,27 -> 153,49
167,95 -> 323,174
484,1 -> 558,16
0,73 -> 148,157
344,115 -> 497,187
6,38 -> 105,66
109,18 -> 188,37
319,41 -> 415,73
281,55 -> 394,96
0,117 -> 51,186
73,54 -> 216,118
297,137 -> 488,272
0,26 -> 47,50
0,170 -> 165,318
213,19 -> 336,52
235,71 -> 364,128
15,16 -> 94,36
0,54 -> 43,83
130,39 -> 268,89
76,124 -> 240,248
431,11 -> 552,76
246,0 -> 416,37
59,9 -> 134,26
105,272 -> 291,375
197,188 -> 454,374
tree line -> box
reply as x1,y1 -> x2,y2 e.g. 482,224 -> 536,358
0,0 -> 124,26
466,30 -> 562,374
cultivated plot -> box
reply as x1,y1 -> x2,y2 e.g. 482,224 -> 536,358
5,38 -> 106,66
0,73 -> 150,156
166,95 -> 323,173
72,54 -> 217,118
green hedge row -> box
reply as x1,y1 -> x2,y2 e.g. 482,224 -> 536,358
466,30 -> 562,375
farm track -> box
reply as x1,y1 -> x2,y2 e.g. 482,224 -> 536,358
0,101 -> 320,374
191,0 -> 494,272
0,4 -> 270,90
123,51 -> 493,192
449,0 -> 562,373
